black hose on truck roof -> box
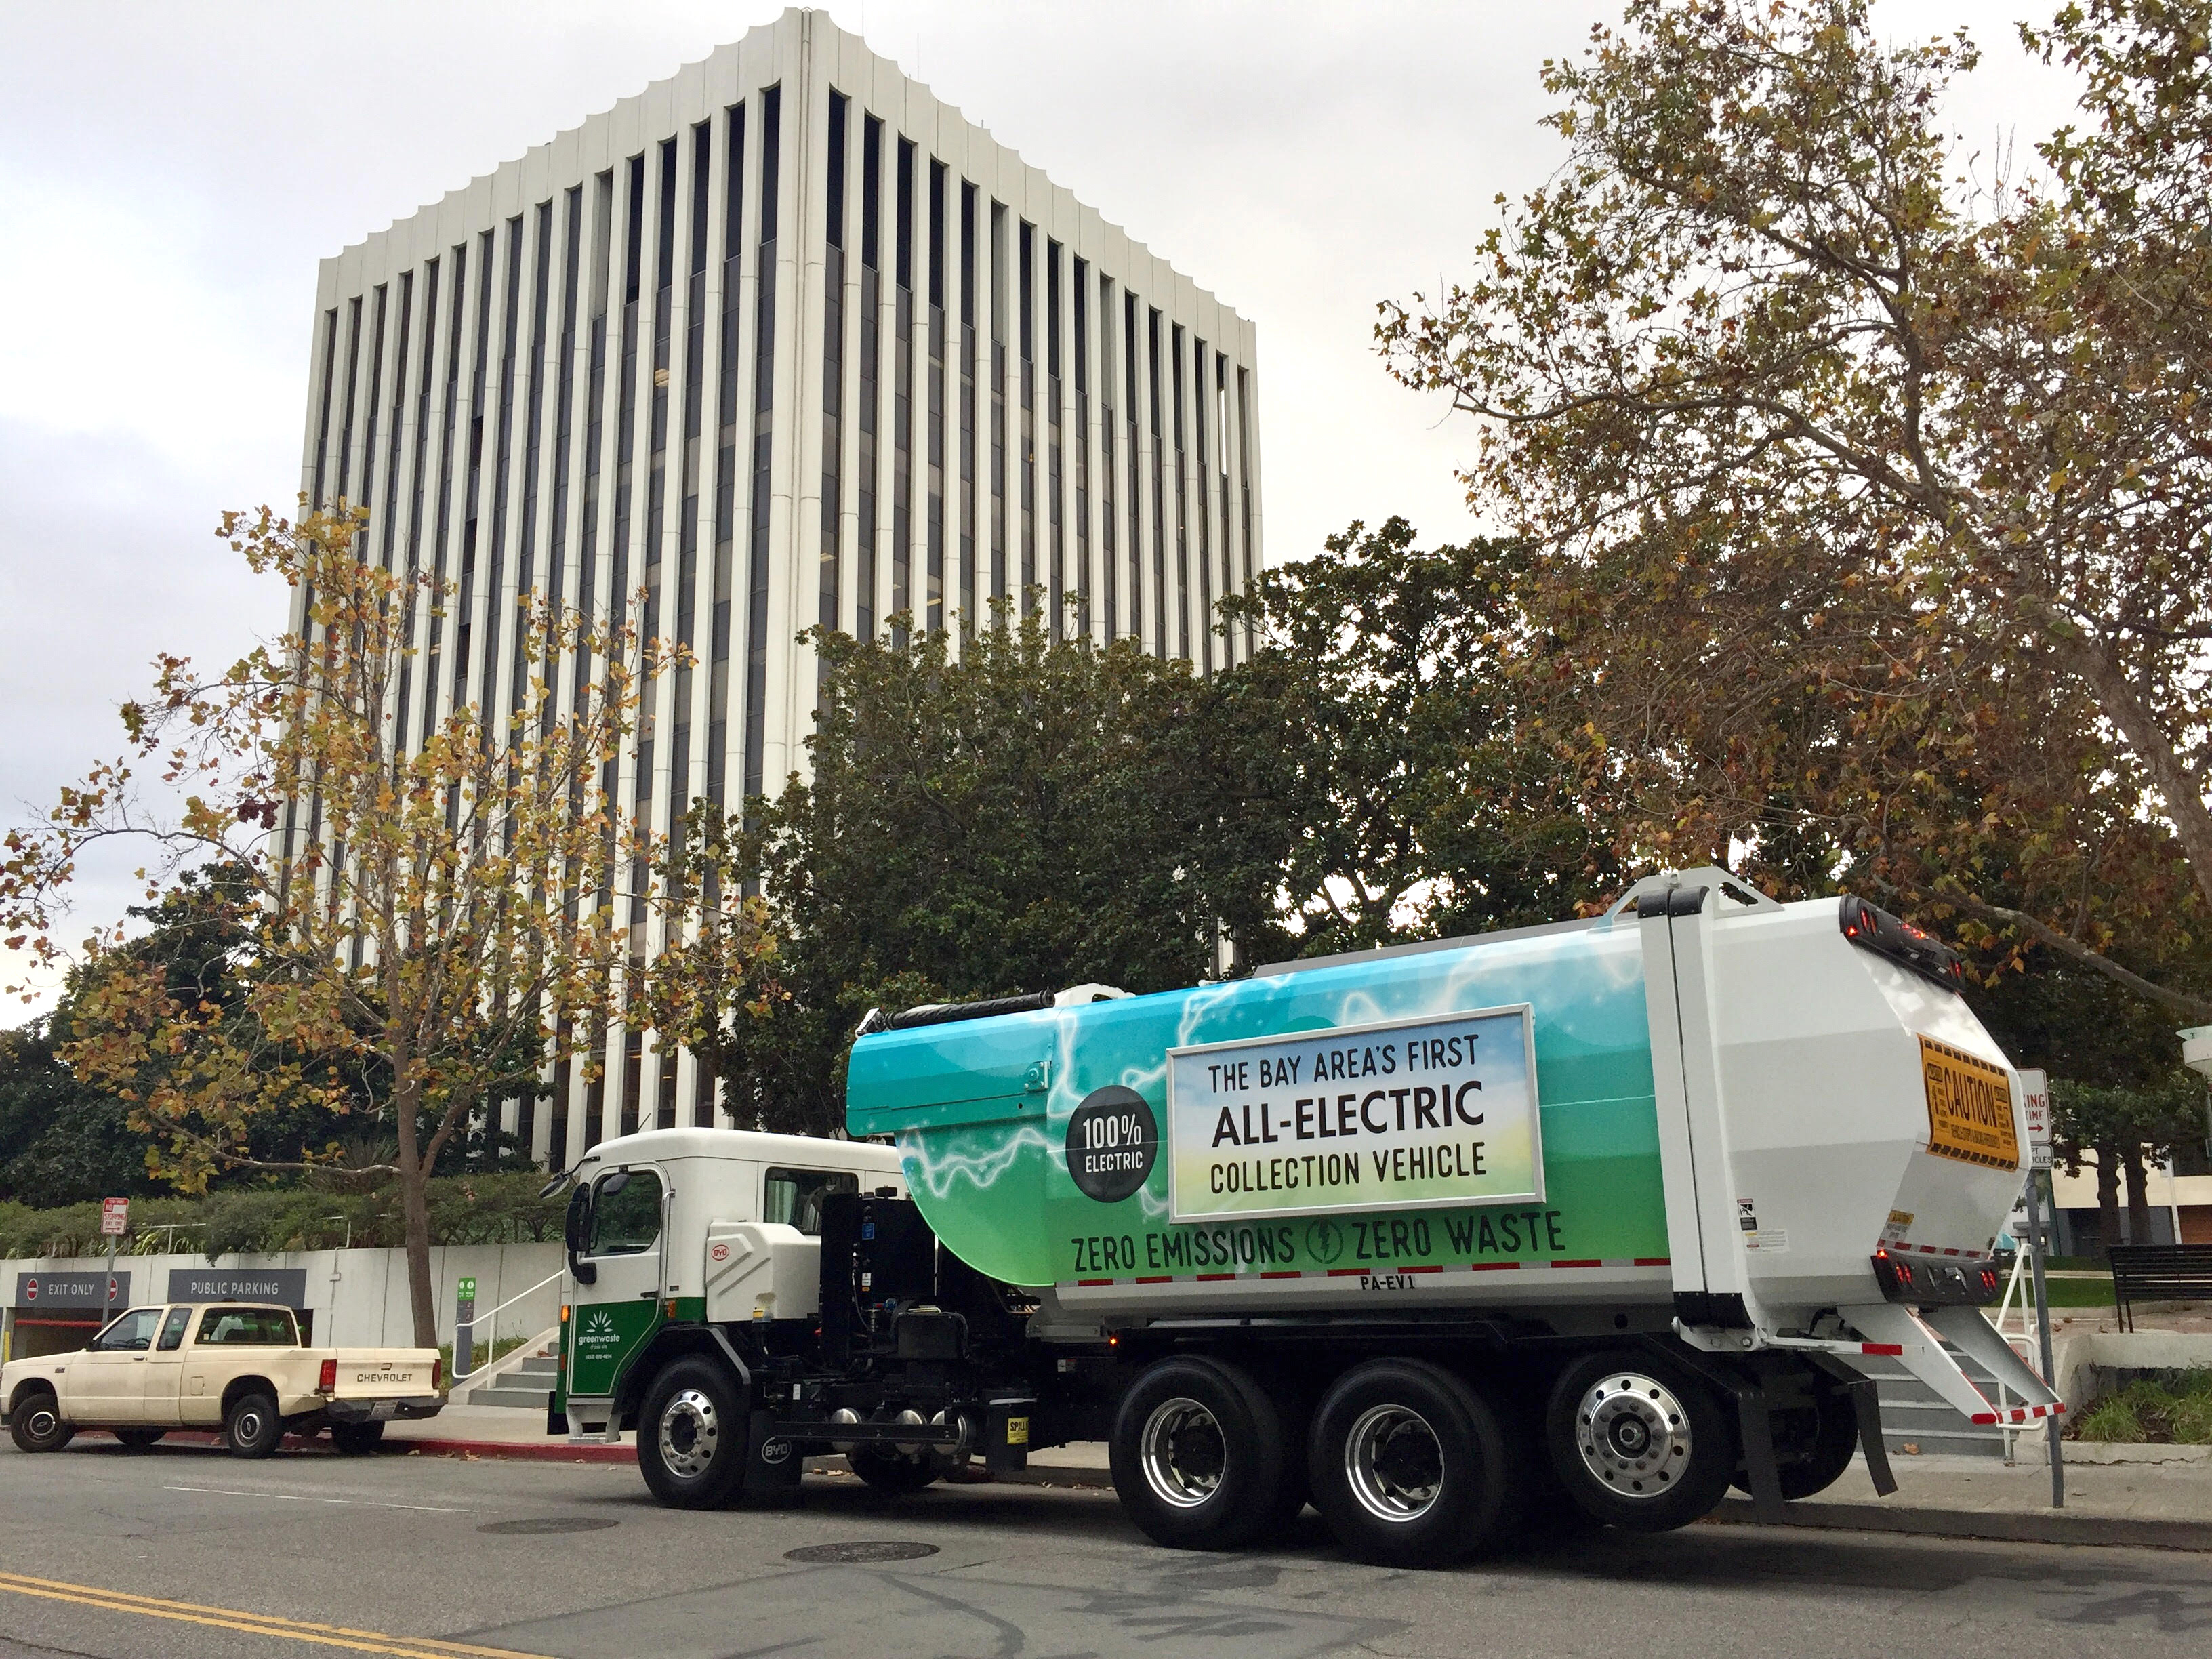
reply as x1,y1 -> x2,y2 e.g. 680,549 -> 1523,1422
854,984 -> 1128,1038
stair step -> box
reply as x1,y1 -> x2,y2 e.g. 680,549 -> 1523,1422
470,1386 -> 552,1411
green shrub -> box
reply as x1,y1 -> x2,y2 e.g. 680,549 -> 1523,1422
2068,1369 -> 2212,1443
0,1172 -> 562,1260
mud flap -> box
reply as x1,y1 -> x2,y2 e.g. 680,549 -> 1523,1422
1837,1302 -> 2064,1428
1732,1385 -> 1788,1521
745,1408 -> 803,1494
1847,1376 -> 1898,1496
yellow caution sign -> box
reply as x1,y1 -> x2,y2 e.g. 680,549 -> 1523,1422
1918,1036 -> 2020,1169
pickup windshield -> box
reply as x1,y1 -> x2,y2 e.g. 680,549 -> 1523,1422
195,1307 -> 299,1346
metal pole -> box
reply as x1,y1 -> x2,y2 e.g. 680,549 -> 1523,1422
2022,1168 -> 2064,1507
104,1233 -> 117,1322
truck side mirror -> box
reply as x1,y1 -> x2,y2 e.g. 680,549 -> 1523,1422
565,1185 -> 598,1284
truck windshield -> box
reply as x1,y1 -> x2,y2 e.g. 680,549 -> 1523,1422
587,1168 -> 663,1254
196,1307 -> 299,1346
762,1167 -> 860,1237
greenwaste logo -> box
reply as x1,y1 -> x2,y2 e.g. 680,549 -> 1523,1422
579,1309 -> 619,1349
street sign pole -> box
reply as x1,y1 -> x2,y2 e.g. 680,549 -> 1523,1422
2018,1069 -> 2062,1509
99,1197 -> 129,1324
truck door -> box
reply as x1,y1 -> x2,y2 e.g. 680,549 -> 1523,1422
567,1164 -> 668,1403
65,1307 -> 163,1423
137,1306 -> 193,1417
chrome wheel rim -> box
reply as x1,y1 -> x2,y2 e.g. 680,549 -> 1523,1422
24,1406 -> 58,1442
1344,1404 -> 1444,1523
1574,1372 -> 1692,1498
233,1408 -> 266,1446
658,1387 -> 721,1480
1139,1396 -> 1225,1509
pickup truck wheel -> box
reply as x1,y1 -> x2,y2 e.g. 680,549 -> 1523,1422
848,1446 -> 940,1492
331,1422 -> 386,1456
1307,1359 -> 1521,1567
224,1393 -> 283,1460
1546,1353 -> 1732,1532
638,1357 -> 745,1509
9,1393 -> 73,1454
1109,1355 -> 1291,1551
114,1429 -> 166,1451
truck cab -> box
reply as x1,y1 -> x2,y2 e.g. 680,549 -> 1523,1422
554,1128 -> 906,1441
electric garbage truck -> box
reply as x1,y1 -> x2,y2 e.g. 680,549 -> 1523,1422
548,869 -> 2061,1565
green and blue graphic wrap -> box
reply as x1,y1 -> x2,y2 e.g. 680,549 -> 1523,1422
845,924 -> 1667,1287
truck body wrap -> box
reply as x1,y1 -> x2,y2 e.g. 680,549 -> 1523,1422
846,876 -> 2043,1359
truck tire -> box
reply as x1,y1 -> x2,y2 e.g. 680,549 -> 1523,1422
8,1391 -> 73,1454
1306,1359 -> 1521,1567
114,1429 -> 166,1451
848,1446 -> 941,1493
1546,1353 -> 1732,1532
224,1393 -> 284,1459
1109,1355 -> 1292,1551
331,1422 -> 386,1456
1742,1383 -> 1858,1502
638,1357 -> 747,1509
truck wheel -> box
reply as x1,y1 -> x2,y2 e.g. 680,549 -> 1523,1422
638,1357 -> 746,1509
224,1393 -> 283,1459
1307,1359 -> 1520,1567
1110,1355 -> 1292,1551
9,1392 -> 73,1454
114,1429 -> 166,1451
331,1422 -> 386,1456
1546,1353 -> 1732,1532
848,1446 -> 940,1492
1741,1384 -> 1858,1501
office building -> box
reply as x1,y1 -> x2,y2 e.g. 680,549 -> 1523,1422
297,7 -> 1263,1164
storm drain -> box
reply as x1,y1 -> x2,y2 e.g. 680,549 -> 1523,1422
784,1541 -> 940,1564
478,1517 -> 621,1535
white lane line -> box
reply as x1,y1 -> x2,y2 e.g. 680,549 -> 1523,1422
164,1484 -> 466,1513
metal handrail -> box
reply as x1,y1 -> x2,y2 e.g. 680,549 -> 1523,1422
457,1268 -> 563,1371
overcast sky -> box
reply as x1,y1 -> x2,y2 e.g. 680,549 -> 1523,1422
0,1 -> 2076,1008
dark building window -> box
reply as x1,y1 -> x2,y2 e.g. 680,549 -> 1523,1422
708,103 -> 745,809
926,157 -> 946,635
741,85 -> 781,804
959,181 -> 977,636
1017,220 -> 1034,617
892,137 -> 914,644
857,114 -> 881,642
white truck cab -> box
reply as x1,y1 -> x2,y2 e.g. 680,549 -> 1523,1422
555,1129 -> 905,1439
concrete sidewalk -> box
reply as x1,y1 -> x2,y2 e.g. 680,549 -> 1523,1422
1706,1451 -> 2212,1551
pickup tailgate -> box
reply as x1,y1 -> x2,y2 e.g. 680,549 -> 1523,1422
327,1348 -> 440,1406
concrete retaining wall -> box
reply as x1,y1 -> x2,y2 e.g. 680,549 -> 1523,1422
2,1242 -> 565,1357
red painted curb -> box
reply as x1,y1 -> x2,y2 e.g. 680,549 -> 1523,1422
394,1436 -> 634,1465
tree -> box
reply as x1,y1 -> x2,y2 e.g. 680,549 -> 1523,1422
1,504 -> 670,1344
1379,0 -> 2212,1022
0,1021 -> 152,1206
1211,518 -> 1621,960
2053,1070 -> 2207,1251
640,611 -> 1231,1133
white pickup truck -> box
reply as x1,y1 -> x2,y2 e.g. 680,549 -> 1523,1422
2,1302 -> 442,1457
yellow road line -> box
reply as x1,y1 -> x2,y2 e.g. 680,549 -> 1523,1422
0,1571 -> 555,1659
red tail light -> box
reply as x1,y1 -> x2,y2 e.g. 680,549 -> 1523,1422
317,1358 -> 337,1393
432,1355 -> 442,1389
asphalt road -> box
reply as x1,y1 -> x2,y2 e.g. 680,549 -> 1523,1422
3,1439 -> 2211,1659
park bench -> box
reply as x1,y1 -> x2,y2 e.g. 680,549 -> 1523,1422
2107,1244 -> 2212,1332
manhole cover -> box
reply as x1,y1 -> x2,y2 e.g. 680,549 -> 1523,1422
784,1540 -> 940,1564
478,1517 -> 621,1536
